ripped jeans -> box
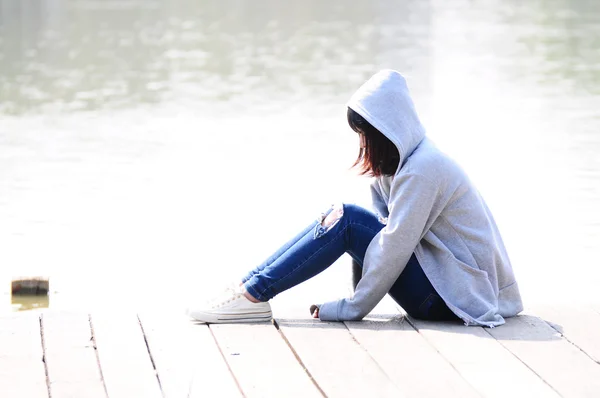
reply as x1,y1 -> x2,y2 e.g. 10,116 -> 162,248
242,203 -> 457,321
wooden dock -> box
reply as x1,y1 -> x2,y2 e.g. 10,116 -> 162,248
1,300 -> 599,398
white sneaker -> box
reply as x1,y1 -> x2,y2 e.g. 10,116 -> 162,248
187,286 -> 272,324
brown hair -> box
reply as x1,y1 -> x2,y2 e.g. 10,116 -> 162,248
347,108 -> 400,177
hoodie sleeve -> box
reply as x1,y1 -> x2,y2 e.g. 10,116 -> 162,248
319,173 -> 439,321
370,179 -> 389,218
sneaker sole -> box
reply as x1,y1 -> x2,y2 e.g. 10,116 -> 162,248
189,310 -> 273,324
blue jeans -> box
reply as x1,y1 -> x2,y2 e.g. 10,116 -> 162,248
242,203 -> 458,321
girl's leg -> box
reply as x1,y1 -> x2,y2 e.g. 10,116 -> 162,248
241,221 -> 318,284
243,204 -> 385,302
387,255 -> 459,321
242,202 -> 458,322
351,255 -> 458,321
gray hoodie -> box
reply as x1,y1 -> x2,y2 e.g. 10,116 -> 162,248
318,70 -> 523,327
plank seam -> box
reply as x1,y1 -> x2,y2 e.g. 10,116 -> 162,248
483,326 -> 563,397
39,314 -> 52,398
539,317 -> 600,365
401,314 -> 483,397
88,314 -> 110,398
272,319 -> 327,398
208,324 -> 247,398
392,302 -> 483,396
342,320 -> 406,394
137,314 -> 166,398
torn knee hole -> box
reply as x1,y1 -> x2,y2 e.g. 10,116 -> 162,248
322,206 -> 344,227
314,204 -> 345,239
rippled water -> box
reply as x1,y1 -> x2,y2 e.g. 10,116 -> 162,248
1,0 -> 599,311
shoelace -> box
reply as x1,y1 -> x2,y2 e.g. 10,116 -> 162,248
211,293 -> 243,309
208,285 -> 242,309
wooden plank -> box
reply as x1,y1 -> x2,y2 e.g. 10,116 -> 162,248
41,313 -> 106,398
91,313 -> 162,398
276,317 -> 402,398
532,305 -> 600,363
0,313 -> 48,398
345,315 -> 479,397
138,313 -> 241,398
210,322 -> 322,398
409,318 -> 560,398
487,315 -> 600,397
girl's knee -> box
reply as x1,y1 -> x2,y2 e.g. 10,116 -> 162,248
322,204 -> 344,227
342,203 -> 364,217
321,203 -> 369,228
315,204 -> 346,239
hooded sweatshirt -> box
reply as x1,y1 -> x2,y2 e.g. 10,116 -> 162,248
318,70 -> 523,327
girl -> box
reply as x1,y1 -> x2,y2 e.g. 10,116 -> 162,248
187,70 -> 523,327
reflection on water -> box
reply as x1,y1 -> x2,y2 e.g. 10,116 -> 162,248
0,0 -> 434,115
12,293 -> 50,311
1,0 -> 599,311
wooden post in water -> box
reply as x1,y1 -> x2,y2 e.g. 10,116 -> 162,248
11,276 -> 50,295
9,276 -> 50,311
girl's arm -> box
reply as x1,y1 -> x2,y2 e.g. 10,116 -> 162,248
370,179 -> 389,218
319,174 -> 440,321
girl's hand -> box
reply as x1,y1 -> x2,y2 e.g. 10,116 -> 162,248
310,304 -> 320,319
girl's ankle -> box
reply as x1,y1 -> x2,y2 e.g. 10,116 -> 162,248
240,285 -> 261,303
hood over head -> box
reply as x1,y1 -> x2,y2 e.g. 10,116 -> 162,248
347,70 -> 426,169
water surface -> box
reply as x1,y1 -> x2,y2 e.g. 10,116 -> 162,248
1,0 -> 599,311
